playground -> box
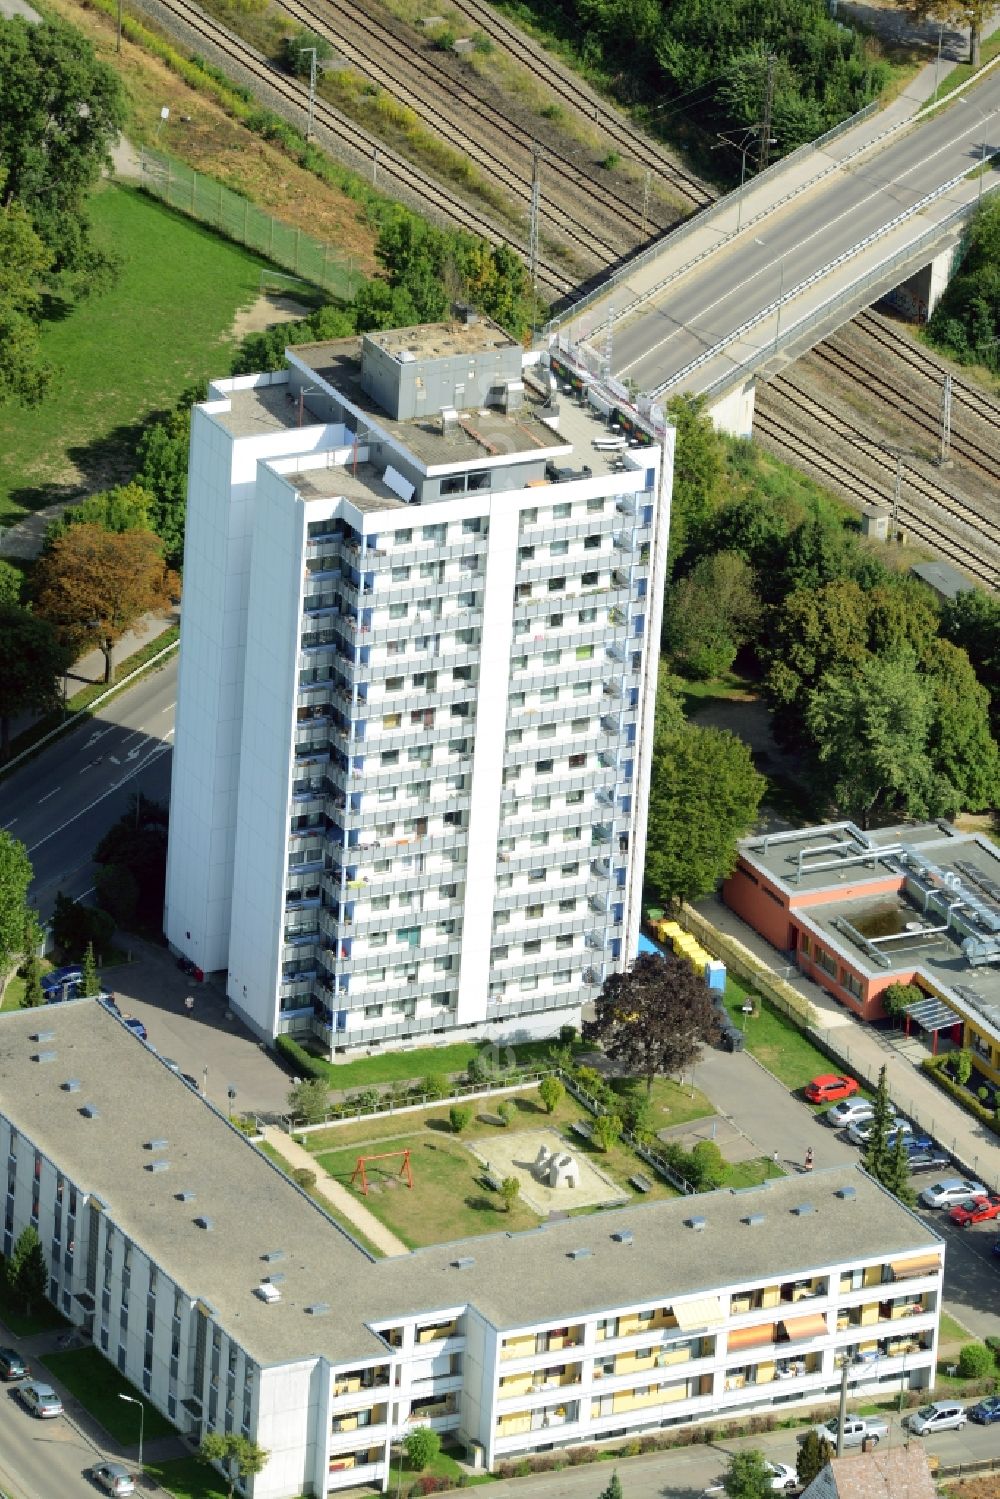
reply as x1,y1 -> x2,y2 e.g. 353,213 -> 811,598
467,1128 -> 626,1215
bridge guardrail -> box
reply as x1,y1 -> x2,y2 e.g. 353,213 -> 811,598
552,47 -> 1000,350
650,158 -> 1000,399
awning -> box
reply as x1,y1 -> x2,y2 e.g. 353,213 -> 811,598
672,1295 -> 725,1331
904,996 -> 959,1033
890,1254 -> 941,1280
727,1323 -> 776,1352
779,1313 -> 828,1341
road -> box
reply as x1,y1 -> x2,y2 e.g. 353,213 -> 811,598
0,1374 -> 130,1499
0,660 -> 177,920
611,76 -> 1000,394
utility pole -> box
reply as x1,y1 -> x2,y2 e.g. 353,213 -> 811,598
604,303 -> 614,380
640,168 -> 651,239
528,142 -> 542,299
300,47 -> 318,143
939,372 -> 952,466
759,54 -> 777,171
116,0 -> 122,53
836,1356 -> 850,1457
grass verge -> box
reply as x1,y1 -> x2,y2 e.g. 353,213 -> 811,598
41,1347 -> 174,1442
393,1446 -> 494,1490
0,1282 -> 67,1338
302,1037 -> 585,1089
721,976 -> 834,1090
146,1456 -> 232,1499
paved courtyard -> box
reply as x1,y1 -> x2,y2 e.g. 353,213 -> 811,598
468,1128 -> 626,1215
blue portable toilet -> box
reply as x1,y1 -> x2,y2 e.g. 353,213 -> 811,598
705,959 -> 727,992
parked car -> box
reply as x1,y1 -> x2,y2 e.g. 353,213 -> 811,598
90,1461 -> 136,1496
920,1179 -> 987,1209
823,1097 -> 894,1129
0,1348 -> 27,1381
17,1381 -> 63,1418
804,1074 -> 859,1104
800,1414 -> 888,1449
907,1400 -> 967,1435
40,965 -> 82,997
765,1461 -> 798,1491
905,1145 -> 952,1174
949,1194 -> 1000,1228
969,1396 -> 1000,1425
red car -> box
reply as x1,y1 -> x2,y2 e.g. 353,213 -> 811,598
804,1074 -> 860,1104
949,1194 -> 1000,1228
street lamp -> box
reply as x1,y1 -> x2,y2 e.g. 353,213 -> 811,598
714,129 -> 776,233
118,1392 -> 144,1475
300,47 -> 318,142
957,96 -> 997,204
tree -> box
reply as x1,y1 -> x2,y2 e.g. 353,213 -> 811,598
881,1130 -> 916,1208
0,561 -> 22,606
664,394 -> 725,565
0,831 -> 32,975
941,586 -> 1000,727
953,1049 -> 973,1086
598,1472 -> 623,1499
288,1078 -> 331,1124
279,28 -> 333,75
51,891 -> 114,960
135,400 -> 195,567
722,1448 -> 773,1499
33,524 -> 177,684
44,482 -> 156,548
500,1175 -> 520,1212
924,639 -> 1000,810
646,723 -> 764,907
584,953 -> 721,1094
958,1341 -> 995,1378
592,1113 -> 621,1151
538,1076 -> 564,1115
796,1428 -> 834,1488
0,196 -> 53,406
862,1065 -> 895,1185
497,1099 -> 516,1127
93,794 -> 168,929
80,940 -> 99,998
663,552 -> 761,679
200,1432 -> 269,1499
902,0 -> 992,66
0,604 -> 69,758
690,1138 -> 726,1189
403,1428 -> 441,1471
805,648 -> 957,826
881,982 -> 922,1025
19,913 -> 44,1008
7,1225 -> 47,1313
449,1105 -> 472,1134
0,17 -> 126,282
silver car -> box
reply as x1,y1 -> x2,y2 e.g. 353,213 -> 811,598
907,1400 -> 967,1435
919,1178 -> 987,1209
17,1380 -> 63,1418
91,1463 -> 136,1496
824,1097 -> 893,1129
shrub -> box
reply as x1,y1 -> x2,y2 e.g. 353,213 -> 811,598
953,1049 -> 973,1086
601,150 -> 621,169
922,1058 -> 1000,1138
592,1113 -> 621,1152
690,1139 -> 726,1188
449,1105 -> 473,1134
984,1334 -> 1000,1363
292,1168 -> 317,1190
958,1342 -> 995,1378
275,1035 -> 331,1082
559,1024 -> 578,1043
467,1053 -> 490,1085
404,1428 -> 441,1471
288,1077 -> 330,1124
497,1100 -> 516,1127
500,1176 -> 520,1212
420,1074 -> 451,1102
538,1076 -> 564,1114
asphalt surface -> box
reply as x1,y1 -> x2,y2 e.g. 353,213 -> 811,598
0,660 -> 177,921
612,77 -> 1000,393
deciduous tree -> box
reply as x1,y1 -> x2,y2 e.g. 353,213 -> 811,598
288,1079 -> 331,1123
722,1447 -> 773,1499
902,0 -> 992,66
646,723 -> 764,907
7,1225 -> 47,1313
538,1076 -> 564,1114
200,1432 -> 269,1499
19,913 -> 44,1008
279,28 -> 332,75
584,953 -> 721,1094
500,1176 -> 520,1212
403,1428 -> 441,1471
44,482 -> 155,549
0,604 -> 69,757
0,196 -> 52,407
664,551 -> 760,679
33,524 -> 176,684
664,394 -> 725,565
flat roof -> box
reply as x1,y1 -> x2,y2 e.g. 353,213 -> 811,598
289,339 -> 575,471
281,459 -> 408,512
0,1005 -> 939,1368
366,319 -> 517,360
210,385 -> 302,439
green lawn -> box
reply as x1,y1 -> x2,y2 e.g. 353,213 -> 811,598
146,1457 -> 232,1499
40,1347 -> 175,1443
721,976 -> 834,1090
257,1141 -> 386,1258
0,1280 -> 67,1337
310,1037 -> 585,1090
0,183 -> 271,524
391,1445 -> 494,1492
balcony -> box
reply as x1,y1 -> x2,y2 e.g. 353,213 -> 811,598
330,1413 -> 389,1445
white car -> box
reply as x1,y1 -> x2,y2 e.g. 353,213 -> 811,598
766,1461 -> 798,1491
847,1118 -> 912,1148
907,1400 -> 967,1435
824,1097 -> 892,1129
919,1178 -> 987,1209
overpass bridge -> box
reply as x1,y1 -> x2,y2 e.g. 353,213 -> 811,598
549,69 -> 1000,436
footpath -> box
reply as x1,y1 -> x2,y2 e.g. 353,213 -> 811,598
261,1126 -> 409,1257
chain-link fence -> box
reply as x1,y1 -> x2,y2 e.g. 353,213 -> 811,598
139,147 -> 363,301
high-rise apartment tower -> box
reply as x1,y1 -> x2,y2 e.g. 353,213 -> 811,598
164,318 -> 673,1052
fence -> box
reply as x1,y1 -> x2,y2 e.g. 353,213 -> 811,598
138,147 -> 364,301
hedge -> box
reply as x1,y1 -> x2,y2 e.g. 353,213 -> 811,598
275,1035 -> 335,1082
921,1057 -> 1000,1138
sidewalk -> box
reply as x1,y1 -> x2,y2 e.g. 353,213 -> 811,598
698,894 -> 1000,1190
261,1127 -> 409,1257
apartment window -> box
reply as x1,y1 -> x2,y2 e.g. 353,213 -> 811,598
526,905 -> 544,920
520,977 -> 539,992
569,753 -> 587,769
519,546 -> 535,561
587,499 -> 605,513
497,875 -> 513,890
364,1005 -> 384,1020
386,676 -> 404,692
394,529 -> 413,544
378,787 -> 396,804
576,646 -> 594,661
389,603 -> 408,620
567,791 -> 584,805
582,571 -> 598,586
548,577 -> 566,594
536,759 -> 553,774
554,970 -> 572,985
423,524 -> 446,543
559,899 -> 577,912
383,713 -> 401,729
815,948 -> 837,977
842,970 -> 863,999
419,562 -> 438,579
371,896 -> 391,911
556,934 -> 573,949
463,516 -> 483,532
521,507 -> 538,525
584,534 -> 601,550
381,750 -> 399,766
532,795 -> 551,812
549,613 -> 564,629
573,682 -> 591,697
540,686 -> 559,703
550,540 -> 569,557
391,566 -> 410,582
561,863 -> 579,877
543,650 -> 561,666
523,940 -> 542,956
530,831 -> 549,847
571,717 -> 589,733
553,503 -> 571,519
459,591 -> 477,609
511,655 -> 528,672
528,869 -> 546,884
538,724 -> 557,740
441,476 -> 465,496
369,933 -> 388,949
579,607 -> 597,623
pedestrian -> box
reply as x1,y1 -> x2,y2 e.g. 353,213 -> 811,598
772,1150 -> 780,1168
804,1146 -> 814,1172
184,995 -> 194,1016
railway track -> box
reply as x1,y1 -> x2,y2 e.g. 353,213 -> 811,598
854,310 -> 1000,428
417,0 -> 713,211
153,0 -> 574,293
806,342 -> 1000,488
755,391 -> 1000,592
284,0 -> 668,266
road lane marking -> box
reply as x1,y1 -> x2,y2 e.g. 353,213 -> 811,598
160,702 -> 175,714
38,787 -> 61,804
1,818 -> 17,829
27,742 -> 172,855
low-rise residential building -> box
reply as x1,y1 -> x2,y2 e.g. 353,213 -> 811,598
723,821 -> 1000,1089
0,1003 -> 943,1498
